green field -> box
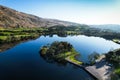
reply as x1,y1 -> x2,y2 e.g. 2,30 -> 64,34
0,28 -> 47,43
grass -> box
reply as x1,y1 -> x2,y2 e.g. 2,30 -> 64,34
0,28 -> 45,43
65,49 -> 83,65
54,51 -> 82,65
68,54 -> 83,65
68,49 -> 82,65
0,36 -> 7,40
114,68 -> 120,75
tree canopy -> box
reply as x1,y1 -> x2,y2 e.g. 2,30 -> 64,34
39,41 -> 80,63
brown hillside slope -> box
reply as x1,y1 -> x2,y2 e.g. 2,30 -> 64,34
0,5 -> 78,28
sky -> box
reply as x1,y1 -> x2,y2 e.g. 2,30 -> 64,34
0,0 -> 120,25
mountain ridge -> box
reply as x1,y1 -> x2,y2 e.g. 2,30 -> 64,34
0,5 -> 79,28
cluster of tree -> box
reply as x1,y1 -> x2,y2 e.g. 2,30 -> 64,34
88,52 -> 100,65
82,27 -> 120,40
105,49 -> 120,78
46,25 -> 82,34
106,49 -> 120,65
46,25 -> 120,40
40,41 -> 73,61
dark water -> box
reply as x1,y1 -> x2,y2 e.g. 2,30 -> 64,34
0,35 -> 120,80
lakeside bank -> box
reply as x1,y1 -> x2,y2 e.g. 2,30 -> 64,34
66,55 -> 112,80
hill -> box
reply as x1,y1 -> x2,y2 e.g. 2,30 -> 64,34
0,5 -> 79,28
90,24 -> 120,33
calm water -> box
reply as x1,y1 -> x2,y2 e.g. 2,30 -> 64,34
0,35 -> 120,80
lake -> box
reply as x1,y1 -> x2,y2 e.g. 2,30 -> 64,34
0,35 -> 120,80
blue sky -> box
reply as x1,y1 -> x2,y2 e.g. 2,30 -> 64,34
0,0 -> 120,24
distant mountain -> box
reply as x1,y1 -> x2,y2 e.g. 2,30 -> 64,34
90,24 -> 120,33
0,5 -> 79,28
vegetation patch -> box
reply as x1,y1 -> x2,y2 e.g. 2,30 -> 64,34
114,68 -> 120,75
40,41 -> 82,64
67,54 -> 82,65
0,28 -> 46,43
88,52 -> 100,65
105,49 -> 120,79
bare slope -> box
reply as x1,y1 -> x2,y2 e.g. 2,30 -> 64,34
0,5 -> 78,28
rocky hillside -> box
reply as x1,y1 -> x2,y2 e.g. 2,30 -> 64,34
0,5 -> 79,28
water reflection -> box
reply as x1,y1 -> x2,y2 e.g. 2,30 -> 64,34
0,34 -> 77,53
1,35 -> 118,80
39,52 -> 68,66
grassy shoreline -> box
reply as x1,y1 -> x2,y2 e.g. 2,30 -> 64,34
65,54 -> 82,65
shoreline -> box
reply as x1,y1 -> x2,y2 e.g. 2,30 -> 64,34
65,55 -> 112,80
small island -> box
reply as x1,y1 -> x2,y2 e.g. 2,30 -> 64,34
40,41 -> 82,65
